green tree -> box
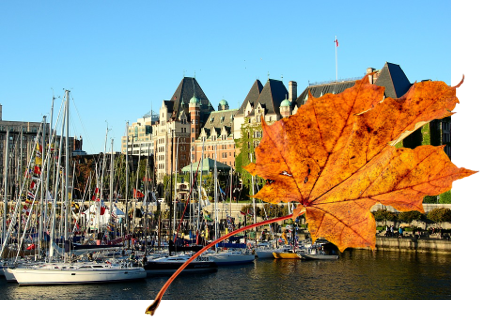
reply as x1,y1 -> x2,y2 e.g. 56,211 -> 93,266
439,190 -> 451,204
234,120 -> 263,200
397,210 -> 425,223
372,209 -> 397,226
427,208 -> 451,224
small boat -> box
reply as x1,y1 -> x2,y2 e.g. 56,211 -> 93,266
299,253 -> 339,260
143,254 -> 218,276
299,243 -> 339,260
10,261 -> 146,285
252,242 -> 275,259
270,244 -> 302,259
204,249 -> 255,265
272,250 -> 302,259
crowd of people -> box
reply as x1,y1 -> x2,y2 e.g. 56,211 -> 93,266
381,224 -> 450,240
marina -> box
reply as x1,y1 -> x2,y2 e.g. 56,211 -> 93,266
0,68 -> 459,317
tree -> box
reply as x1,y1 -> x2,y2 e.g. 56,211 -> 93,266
427,208 -> 451,224
397,210 -> 425,223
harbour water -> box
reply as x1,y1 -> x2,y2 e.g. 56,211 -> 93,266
1,249 -> 450,302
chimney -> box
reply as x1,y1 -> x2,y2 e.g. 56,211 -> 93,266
366,67 -> 375,84
288,81 -> 297,102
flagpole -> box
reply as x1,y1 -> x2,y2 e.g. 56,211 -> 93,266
335,36 -> 338,82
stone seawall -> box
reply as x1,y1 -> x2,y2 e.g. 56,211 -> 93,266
370,237 -> 451,254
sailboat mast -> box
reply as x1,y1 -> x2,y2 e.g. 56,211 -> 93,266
124,122 -> 129,248
2,130 -> 10,249
109,138 -> 114,239
64,90 -> 70,260
49,93 -> 66,261
37,116 -> 46,260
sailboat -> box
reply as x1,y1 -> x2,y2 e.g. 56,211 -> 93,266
143,253 -> 217,276
11,260 -> 146,285
8,91 -> 147,285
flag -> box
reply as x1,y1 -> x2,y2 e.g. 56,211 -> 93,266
219,186 -> 226,198
133,188 -> 144,199
92,188 -> 99,201
27,191 -> 35,200
29,180 -> 36,190
100,206 -> 106,215
35,143 -> 42,165
203,213 -> 213,222
335,38 -> 339,47
33,165 -> 41,176
200,187 -> 210,207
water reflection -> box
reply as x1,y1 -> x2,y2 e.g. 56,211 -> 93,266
0,250 -> 450,300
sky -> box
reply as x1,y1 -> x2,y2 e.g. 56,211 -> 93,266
0,0 -> 452,155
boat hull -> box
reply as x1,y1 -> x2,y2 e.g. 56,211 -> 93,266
254,249 -> 275,259
272,252 -> 302,259
300,253 -> 339,260
12,264 -> 146,285
144,261 -> 217,276
206,252 -> 255,265
3,268 -> 17,282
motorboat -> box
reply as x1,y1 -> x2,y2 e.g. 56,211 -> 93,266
143,254 -> 217,276
299,243 -> 339,260
203,249 -> 255,265
10,261 -> 146,285
299,252 -> 339,260
254,243 -> 286,259
272,245 -> 306,259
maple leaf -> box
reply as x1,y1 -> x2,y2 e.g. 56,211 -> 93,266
245,75 -> 476,252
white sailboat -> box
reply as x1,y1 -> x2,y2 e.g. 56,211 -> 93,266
203,249 -> 254,265
10,261 -> 146,285
143,253 -> 217,276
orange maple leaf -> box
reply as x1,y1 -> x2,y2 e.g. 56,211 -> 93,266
245,75 -> 476,252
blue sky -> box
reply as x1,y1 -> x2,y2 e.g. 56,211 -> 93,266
1,0 -> 452,154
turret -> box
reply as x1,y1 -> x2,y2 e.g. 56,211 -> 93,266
280,98 -> 291,118
189,95 -> 200,141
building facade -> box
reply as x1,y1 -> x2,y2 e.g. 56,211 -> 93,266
121,110 -> 159,156
152,77 -> 215,182
0,104 -> 83,199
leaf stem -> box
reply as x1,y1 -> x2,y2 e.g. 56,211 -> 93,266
145,213 -> 293,315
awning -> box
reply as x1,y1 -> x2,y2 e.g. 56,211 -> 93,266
181,158 -> 233,173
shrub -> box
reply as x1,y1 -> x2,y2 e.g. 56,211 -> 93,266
372,209 -> 397,222
427,208 -> 451,223
397,210 -> 425,222
439,190 -> 451,204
